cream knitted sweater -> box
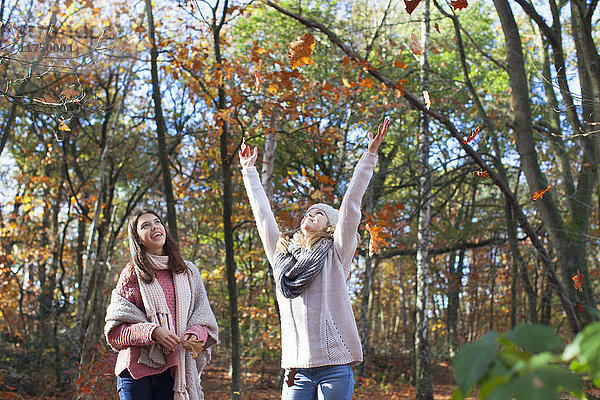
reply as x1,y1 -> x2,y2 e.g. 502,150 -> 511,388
242,151 -> 378,368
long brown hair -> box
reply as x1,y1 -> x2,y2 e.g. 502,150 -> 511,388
127,209 -> 187,283
275,226 -> 335,254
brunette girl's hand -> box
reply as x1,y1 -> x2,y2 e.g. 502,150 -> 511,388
151,326 -> 181,351
239,146 -> 258,169
183,333 -> 198,341
368,116 -> 390,154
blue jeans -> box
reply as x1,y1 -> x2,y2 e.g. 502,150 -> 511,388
282,364 -> 355,400
116,369 -> 174,400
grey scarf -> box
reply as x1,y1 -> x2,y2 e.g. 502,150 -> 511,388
273,235 -> 333,298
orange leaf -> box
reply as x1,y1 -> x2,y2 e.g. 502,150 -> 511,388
465,126 -> 482,143
576,303 -> 585,312
572,269 -> 584,292
530,185 -> 551,201
342,56 -> 350,66
59,121 -> 71,132
450,0 -> 468,10
393,60 -> 407,69
360,77 -> 374,88
287,33 -> 316,70
404,0 -> 423,14
473,170 -> 490,178
410,33 -> 423,56
366,223 -> 390,257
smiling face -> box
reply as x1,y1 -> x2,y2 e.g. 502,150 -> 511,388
136,213 -> 166,255
300,208 -> 329,234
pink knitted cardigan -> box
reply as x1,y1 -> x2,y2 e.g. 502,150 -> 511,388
107,264 -> 208,379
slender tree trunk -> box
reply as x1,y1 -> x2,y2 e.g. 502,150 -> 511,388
447,249 -> 464,357
414,1 -> 433,397
211,4 -> 241,396
145,0 -> 179,240
493,0 -> 584,332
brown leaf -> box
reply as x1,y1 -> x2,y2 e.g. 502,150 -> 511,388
182,338 -> 206,359
410,33 -> 423,56
404,0 -> 423,14
450,0 -> 468,10
287,33 -> 316,70
465,126 -> 482,143
286,368 -> 298,387
434,23 -> 440,33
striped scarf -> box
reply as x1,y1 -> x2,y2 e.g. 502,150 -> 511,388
139,254 -> 192,400
273,235 -> 333,298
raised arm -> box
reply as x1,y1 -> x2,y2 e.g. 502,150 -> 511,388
239,146 -> 281,264
334,117 -> 389,275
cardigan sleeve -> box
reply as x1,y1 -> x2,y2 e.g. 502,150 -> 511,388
241,166 -> 282,265
334,151 -> 378,277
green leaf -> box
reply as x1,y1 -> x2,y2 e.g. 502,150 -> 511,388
509,372 -> 557,399
453,331 -> 499,394
505,324 -> 564,353
451,387 -> 464,400
537,366 -> 583,392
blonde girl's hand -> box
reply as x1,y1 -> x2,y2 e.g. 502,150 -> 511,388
151,326 -> 181,351
239,145 -> 258,169
368,116 -> 390,154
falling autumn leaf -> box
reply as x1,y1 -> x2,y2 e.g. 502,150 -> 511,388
410,33 -> 423,56
572,269 -> 584,292
530,185 -> 551,201
58,121 -> 71,132
366,223 -> 390,257
404,0 -> 422,14
434,23 -> 440,33
342,77 -> 351,88
576,303 -> 585,312
450,0 -> 468,10
287,33 -> 316,70
473,170 -> 490,178
254,70 -> 261,92
423,90 -> 431,110
465,126 -> 482,143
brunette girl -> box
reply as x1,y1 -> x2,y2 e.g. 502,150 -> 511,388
105,209 -> 218,400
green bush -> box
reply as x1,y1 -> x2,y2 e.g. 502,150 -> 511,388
452,322 -> 600,399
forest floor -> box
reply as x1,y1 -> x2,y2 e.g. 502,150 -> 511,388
202,354 -> 477,399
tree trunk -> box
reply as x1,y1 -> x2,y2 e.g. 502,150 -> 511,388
447,250 -> 464,357
145,0 -> 179,241
212,4 -> 242,397
493,0 -> 584,332
414,0 -> 433,397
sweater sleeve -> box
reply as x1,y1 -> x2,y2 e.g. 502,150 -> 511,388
107,322 -> 159,347
241,166 -> 281,264
334,151 -> 378,277
185,325 -> 208,342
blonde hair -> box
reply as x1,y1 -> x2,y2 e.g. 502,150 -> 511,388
275,226 -> 335,253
